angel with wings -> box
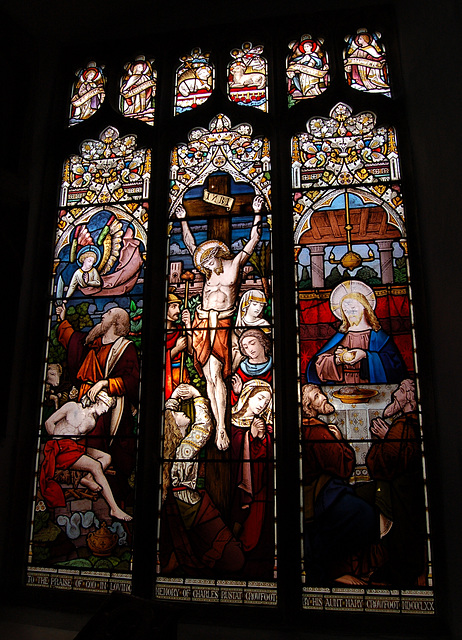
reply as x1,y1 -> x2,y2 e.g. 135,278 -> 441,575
65,214 -> 143,298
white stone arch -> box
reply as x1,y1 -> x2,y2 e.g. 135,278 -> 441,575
293,186 -> 405,244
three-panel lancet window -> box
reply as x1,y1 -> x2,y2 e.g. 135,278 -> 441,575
27,21 -> 435,617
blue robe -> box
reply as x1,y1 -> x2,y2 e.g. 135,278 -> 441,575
306,328 -> 407,385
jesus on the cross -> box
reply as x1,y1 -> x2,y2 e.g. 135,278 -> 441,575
176,195 -> 264,450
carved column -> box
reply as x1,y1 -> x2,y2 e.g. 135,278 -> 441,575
309,243 -> 328,288
376,239 -> 394,284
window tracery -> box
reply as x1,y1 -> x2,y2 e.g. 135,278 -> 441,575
120,56 -> 157,125
344,29 -> 391,97
287,35 -> 330,106
227,42 -> 268,112
174,48 -> 214,115
69,62 -> 106,126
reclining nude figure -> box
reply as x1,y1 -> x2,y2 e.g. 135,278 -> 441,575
40,391 -> 132,521
176,195 -> 263,450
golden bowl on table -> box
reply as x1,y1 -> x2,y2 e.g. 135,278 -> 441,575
332,387 -> 378,404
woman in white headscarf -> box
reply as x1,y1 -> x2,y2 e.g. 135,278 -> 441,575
235,289 -> 270,334
231,379 -> 273,560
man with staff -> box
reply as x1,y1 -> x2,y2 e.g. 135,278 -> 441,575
165,286 -> 193,399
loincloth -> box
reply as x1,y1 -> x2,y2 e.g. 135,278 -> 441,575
192,306 -> 235,378
39,439 -> 86,508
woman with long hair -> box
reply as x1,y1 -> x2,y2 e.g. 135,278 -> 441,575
230,379 -> 273,567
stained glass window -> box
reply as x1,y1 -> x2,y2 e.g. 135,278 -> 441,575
22,14 -> 437,622
287,35 -> 329,106
344,29 -> 391,97
120,56 -> 156,125
69,62 -> 106,126
227,42 -> 268,112
156,114 -> 276,605
174,48 -> 214,115
27,127 -> 150,594
293,104 -> 433,612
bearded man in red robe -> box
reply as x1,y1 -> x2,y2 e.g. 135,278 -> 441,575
56,303 -> 140,498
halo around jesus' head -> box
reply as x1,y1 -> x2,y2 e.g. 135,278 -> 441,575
193,240 -> 231,274
330,280 -> 376,319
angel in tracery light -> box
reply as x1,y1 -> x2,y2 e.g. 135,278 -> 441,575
287,37 -> 329,99
120,59 -> 156,123
65,214 -> 143,298
344,31 -> 390,95
70,66 -> 105,125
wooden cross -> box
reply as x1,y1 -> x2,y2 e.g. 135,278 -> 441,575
182,173 -> 255,246
180,172 -> 257,514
